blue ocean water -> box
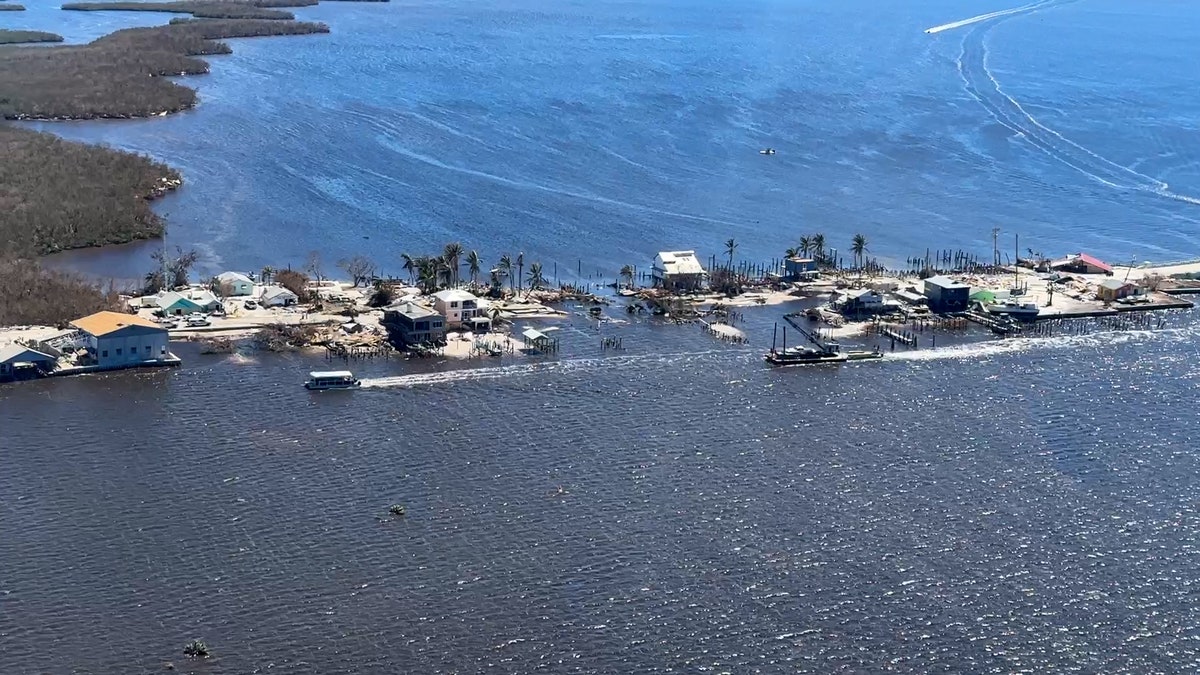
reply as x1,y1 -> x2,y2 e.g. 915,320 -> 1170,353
14,0 -> 1197,280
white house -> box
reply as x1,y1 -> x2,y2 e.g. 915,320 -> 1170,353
652,250 -> 707,292
215,271 -> 255,296
69,311 -> 170,369
260,285 -> 299,307
431,289 -> 480,327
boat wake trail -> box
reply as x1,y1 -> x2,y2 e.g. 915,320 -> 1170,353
948,0 -> 1200,205
887,325 -> 1200,363
361,349 -> 744,389
924,1 -> 1048,34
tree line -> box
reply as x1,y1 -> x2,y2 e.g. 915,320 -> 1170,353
0,126 -> 181,257
0,18 -> 329,120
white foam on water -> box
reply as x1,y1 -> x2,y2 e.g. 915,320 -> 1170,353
924,1 -> 1047,34
949,0 -> 1200,206
361,349 -> 742,389
887,325 -> 1199,363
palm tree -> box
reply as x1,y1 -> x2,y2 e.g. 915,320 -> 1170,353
465,249 -> 481,288
526,262 -> 545,293
724,238 -> 737,269
401,253 -> 417,283
619,264 -> 634,289
785,248 -> 798,259
851,233 -> 868,270
798,236 -> 812,259
443,242 -> 464,287
812,233 -> 826,263
516,252 -> 525,293
260,265 -> 274,285
498,254 -> 513,292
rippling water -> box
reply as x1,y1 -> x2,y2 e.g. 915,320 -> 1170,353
17,0 -> 1200,280
3,306 -> 1200,672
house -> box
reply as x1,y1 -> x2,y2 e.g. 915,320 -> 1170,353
923,276 -> 971,313
215,271 -> 255,296
432,289 -> 480,327
652,250 -> 707,292
1097,278 -> 1137,301
157,291 -> 204,316
259,285 -> 299,307
157,290 -> 221,315
838,288 -> 884,314
1049,253 -> 1113,276
69,311 -> 170,369
784,257 -> 819,281
382,301 -> 446,346
0,344 -> 58,381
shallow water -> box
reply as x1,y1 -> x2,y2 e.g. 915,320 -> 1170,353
2,306 -> 1200,672
13,0 -> 1199,281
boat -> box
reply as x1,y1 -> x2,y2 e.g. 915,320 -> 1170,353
304,370 -> 361,390
985,299 -> 1040,319
763,323 -> 883,366
759,148 -> 776,155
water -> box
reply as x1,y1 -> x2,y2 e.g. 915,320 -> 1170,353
3,304 -> 1200,672
5,1 -> 1200,671
12,0 -> 1198,281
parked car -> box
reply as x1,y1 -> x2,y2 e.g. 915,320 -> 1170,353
244,299 -> 258,309
186,317 -> 211,327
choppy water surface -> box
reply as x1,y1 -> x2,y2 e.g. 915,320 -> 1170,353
3,307 -> 1200,672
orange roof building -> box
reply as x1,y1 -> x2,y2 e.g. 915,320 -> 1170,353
70,311 -> 161,337
69,311 -> 170,368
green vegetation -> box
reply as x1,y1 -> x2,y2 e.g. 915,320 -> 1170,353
62,0 -> 317,21
0,258 -> 126,327
0,18 -> 329,120
0,126 -> 181,256
0,30 -> 63,44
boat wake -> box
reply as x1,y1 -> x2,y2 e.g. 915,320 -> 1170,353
360,349 -> 744,389
887,324 -> 1200,363
945,0 -> 1200,205
924,1 -> 1049,34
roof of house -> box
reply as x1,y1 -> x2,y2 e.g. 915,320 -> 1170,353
433,289 -> 478,303
1099,278 -> 1133,290
70,311 -> 162,337
846,288 -> 879,299
654,250 -> 705,276
188,290 -> 219,305
1051,253 -> 1113,273
157,291 -> 202,309
786,257 -> 816,264
0,344 -> 56,364
261,285 -> 298,300
386,301 -> 441,320
1076,253 -> 1113,272
924,275 -> 970,289
216,271 -> 252,284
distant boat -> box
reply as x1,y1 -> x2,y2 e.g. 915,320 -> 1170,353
304,370 -> 361,390
759,148 -> 776,155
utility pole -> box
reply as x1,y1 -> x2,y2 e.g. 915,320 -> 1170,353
991,227 -> 1001,267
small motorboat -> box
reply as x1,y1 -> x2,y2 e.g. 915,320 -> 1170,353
759,148 -> 776,155
304,370 -> 361,390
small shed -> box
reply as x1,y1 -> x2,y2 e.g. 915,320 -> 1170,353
521,328 -> 559,353
1097,278 -> 1136,301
